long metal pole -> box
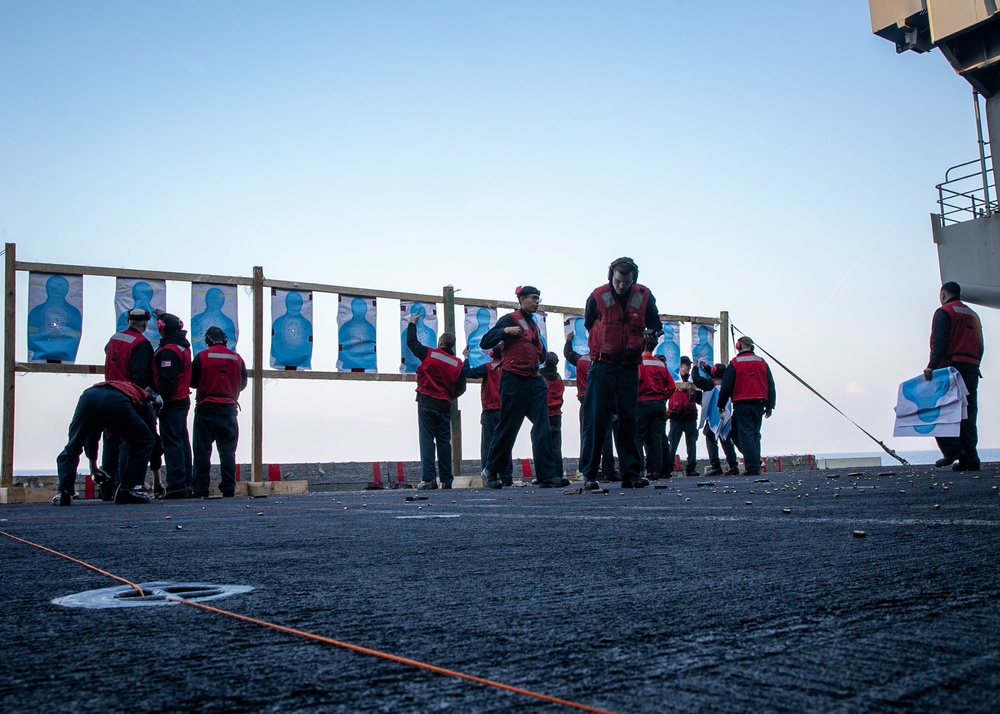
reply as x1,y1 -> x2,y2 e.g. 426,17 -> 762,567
2,244 -> 15,488
974,90 -> 992,216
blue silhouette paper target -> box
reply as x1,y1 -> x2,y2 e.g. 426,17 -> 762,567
191,283 -> 239,355
691,324 -> 715,367
655,321 -> 682,379
338,294 -> 377,373
270,289 -> 313,370
464,306 -> 497,368
893,367 -> 967,437
115,278 -> 166,349
400,301 -> 438,373
27,272 -> 83,363
533,310 -> 548,354
563,315 -> 588,379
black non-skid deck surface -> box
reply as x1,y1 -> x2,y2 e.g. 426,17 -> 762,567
2,467 -> 999,713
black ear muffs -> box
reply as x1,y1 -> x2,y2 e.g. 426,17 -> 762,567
608,257 -> 639,282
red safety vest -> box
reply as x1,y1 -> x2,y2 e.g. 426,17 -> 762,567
667,380 -> 698,417
546,375 -> 564,417
153,343 -> 192,402
730,352 -> 770,401
500,311 -> 543,377
416,348 -> 463,402
104,329 -> 149,382
94,380 -> 148,406
195,345 -> 246,405
638,355 -> 676,402
940,300 -> 983,366
575,354 -> 591,401
587,284 -> 650,364
481,360 -> 502,411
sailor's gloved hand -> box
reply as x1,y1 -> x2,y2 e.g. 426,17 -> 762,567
91,468 -> 110,485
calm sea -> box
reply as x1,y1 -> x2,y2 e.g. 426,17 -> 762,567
812,448 -> 1000,467
13,448 -> 1000,476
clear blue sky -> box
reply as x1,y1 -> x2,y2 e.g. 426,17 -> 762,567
1,1 -> 993,468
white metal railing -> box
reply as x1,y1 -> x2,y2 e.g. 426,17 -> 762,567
936,154 -> 998,225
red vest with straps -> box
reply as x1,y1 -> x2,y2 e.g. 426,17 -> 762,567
501,311 -> 543,377
195,345 -> 246,405
730,352 -> 770,401
153,343 -> 192,401
638,355 -> 676,401
94,380 -> 148,406
546,375 -> 564,417
574,354 -> 592,401
940,300 -> 983,366
417,348 -> 463,402
588,284 -> 650,364
667,380 -> 698,417
481,360 -> 502,411
104,329 -> 149,382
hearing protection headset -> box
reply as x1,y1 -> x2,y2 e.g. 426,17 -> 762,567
156,316 -> 184,334
608,257 -> 639,281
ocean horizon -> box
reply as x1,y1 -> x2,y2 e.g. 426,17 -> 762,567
12,448 -> 1000,476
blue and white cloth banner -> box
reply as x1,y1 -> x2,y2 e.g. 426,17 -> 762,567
464,305 -> 497,368
533,310 -> 548,354
400,301 -> 437,374
699,386 -> 719,431
691,324 -> 715,368
563,315 -> 588,379
655,320 -> 682,379
338,294 -> 377,373
28,272 -> 83,363
270,289 -> 313,370
191,283 -> 239,355
893,367 -> 968,437
115,277 -> 166,349
701,386 -> 733,440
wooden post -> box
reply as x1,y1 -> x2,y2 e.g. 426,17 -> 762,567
719,310 -> 730,364
443,285 -> 462,478
252,266 -> 264,483
2,243 -> 15,489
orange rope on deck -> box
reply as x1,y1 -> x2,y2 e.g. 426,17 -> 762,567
0,530 -> 146,597
170,597 -> 618,714
0,529 -> 617,714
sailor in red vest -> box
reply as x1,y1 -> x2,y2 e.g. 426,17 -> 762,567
717,336 -> 776,477
692,361 -> 740,476
581,258 -> 662,490
104,308 -> 154,386
540,352 -> 566,479
101,307 -> 156,499
637,335 -> 675,480
565,331 -> 617,480
54,380 -> 157,506
925,281 -> 984,471
152,311 -> 193,499
667,356 -> 701,477
480,286 -> 569,489
408,314 -> 467,490
190,326 -> 247,497
463,346 -> 514,485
